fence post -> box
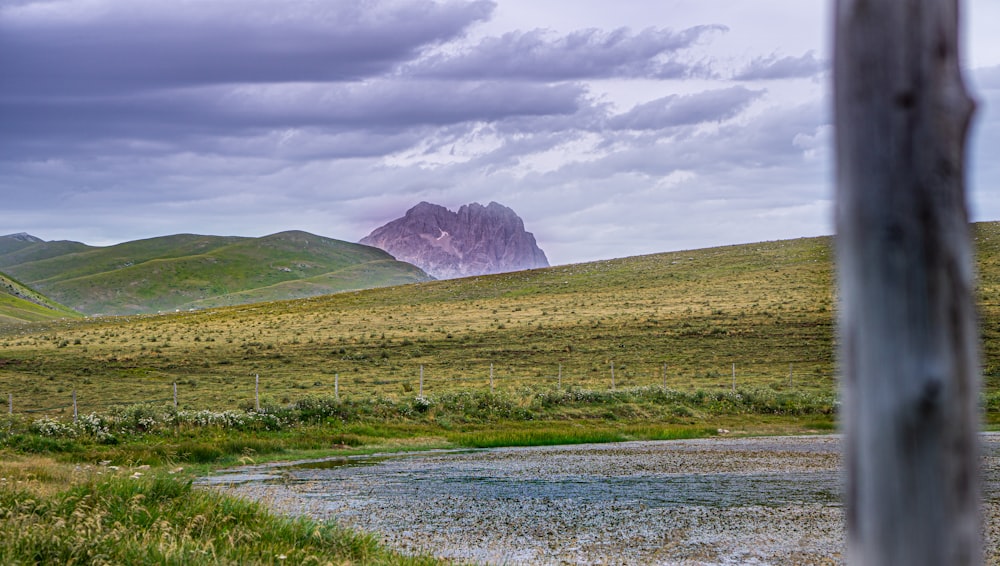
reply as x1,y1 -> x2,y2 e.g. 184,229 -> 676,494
731,363 -> 736,393
558,364 -> 562,389
255,374 -> 260,410
173,382 -> 178,409
490,363 -> 494,394
835,0 -> 981,562
419,365 -> 424,396
663,363 -> 667,389
611,362 -> 615,390
335,373 -> 340,400
72,389 -> 78,422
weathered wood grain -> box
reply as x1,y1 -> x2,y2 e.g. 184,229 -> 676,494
834,0 -> 981,564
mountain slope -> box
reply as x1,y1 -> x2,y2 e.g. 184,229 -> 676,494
2,231 -> 431,315
0,271 -> 81,324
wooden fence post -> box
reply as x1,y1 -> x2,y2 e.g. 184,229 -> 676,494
255,374 -> 260,410
419,365 -> 424,396
834,0 -> 981,563
490,363 -> 494,394
335,373 -> 339,400
173,382 -> 178,409
610,362 -> 615,390
72,389 -> 78,422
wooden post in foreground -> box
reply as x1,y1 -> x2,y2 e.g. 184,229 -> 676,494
834,0 -> 980,564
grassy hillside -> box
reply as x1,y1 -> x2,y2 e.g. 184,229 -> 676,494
1,230 -> 834,414
0,272 -> 81,325
1,231 -> 431,315
1,223 -> 998,421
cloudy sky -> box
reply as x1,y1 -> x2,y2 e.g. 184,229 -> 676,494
1,0 -> 998,266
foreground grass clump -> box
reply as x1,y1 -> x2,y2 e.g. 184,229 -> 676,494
0,467 -> 437,566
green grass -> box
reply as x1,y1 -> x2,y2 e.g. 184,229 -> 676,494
0,469 -> 438,565
445,422 -> 717,448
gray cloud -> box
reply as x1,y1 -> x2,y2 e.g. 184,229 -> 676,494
0,80 -> 587,160
408,25 -> 727,80
0,0 -> 495,95
14,0 -> 994,269
607,86 -> 765,131
733,51 -> 826,80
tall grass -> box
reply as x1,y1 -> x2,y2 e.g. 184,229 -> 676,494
0,473 -> 438,565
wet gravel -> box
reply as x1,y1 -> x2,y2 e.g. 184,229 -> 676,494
200,434 -> 1000,565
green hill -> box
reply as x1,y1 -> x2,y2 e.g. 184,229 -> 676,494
0,271 -> 81,324
0,231 -> 431,315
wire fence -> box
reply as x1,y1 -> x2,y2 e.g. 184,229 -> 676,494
3,361 -> 837,420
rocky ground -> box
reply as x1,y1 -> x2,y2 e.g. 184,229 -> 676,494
201,435 -> 1000,565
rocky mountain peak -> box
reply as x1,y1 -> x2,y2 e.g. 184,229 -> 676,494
361,202 -> 549,279
2,232 -> 43,243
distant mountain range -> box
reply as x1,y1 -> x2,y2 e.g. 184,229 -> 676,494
0,231 -> 431,316
0,202 -> 545,317
361,202 -> 549,279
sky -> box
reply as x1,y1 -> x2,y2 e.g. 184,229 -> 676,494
1,0 -> 998,266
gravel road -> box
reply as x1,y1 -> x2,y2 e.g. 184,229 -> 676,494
201,434 -> 1000,565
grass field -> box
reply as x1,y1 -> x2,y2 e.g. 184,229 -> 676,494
4,226 -> 998,564
0,233 -> 839,414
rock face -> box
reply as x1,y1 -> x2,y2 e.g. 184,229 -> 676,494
361,202 -> 549,279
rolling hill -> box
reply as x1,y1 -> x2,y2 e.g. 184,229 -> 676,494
0,271 -> 81,324
0,231 -> 431,315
